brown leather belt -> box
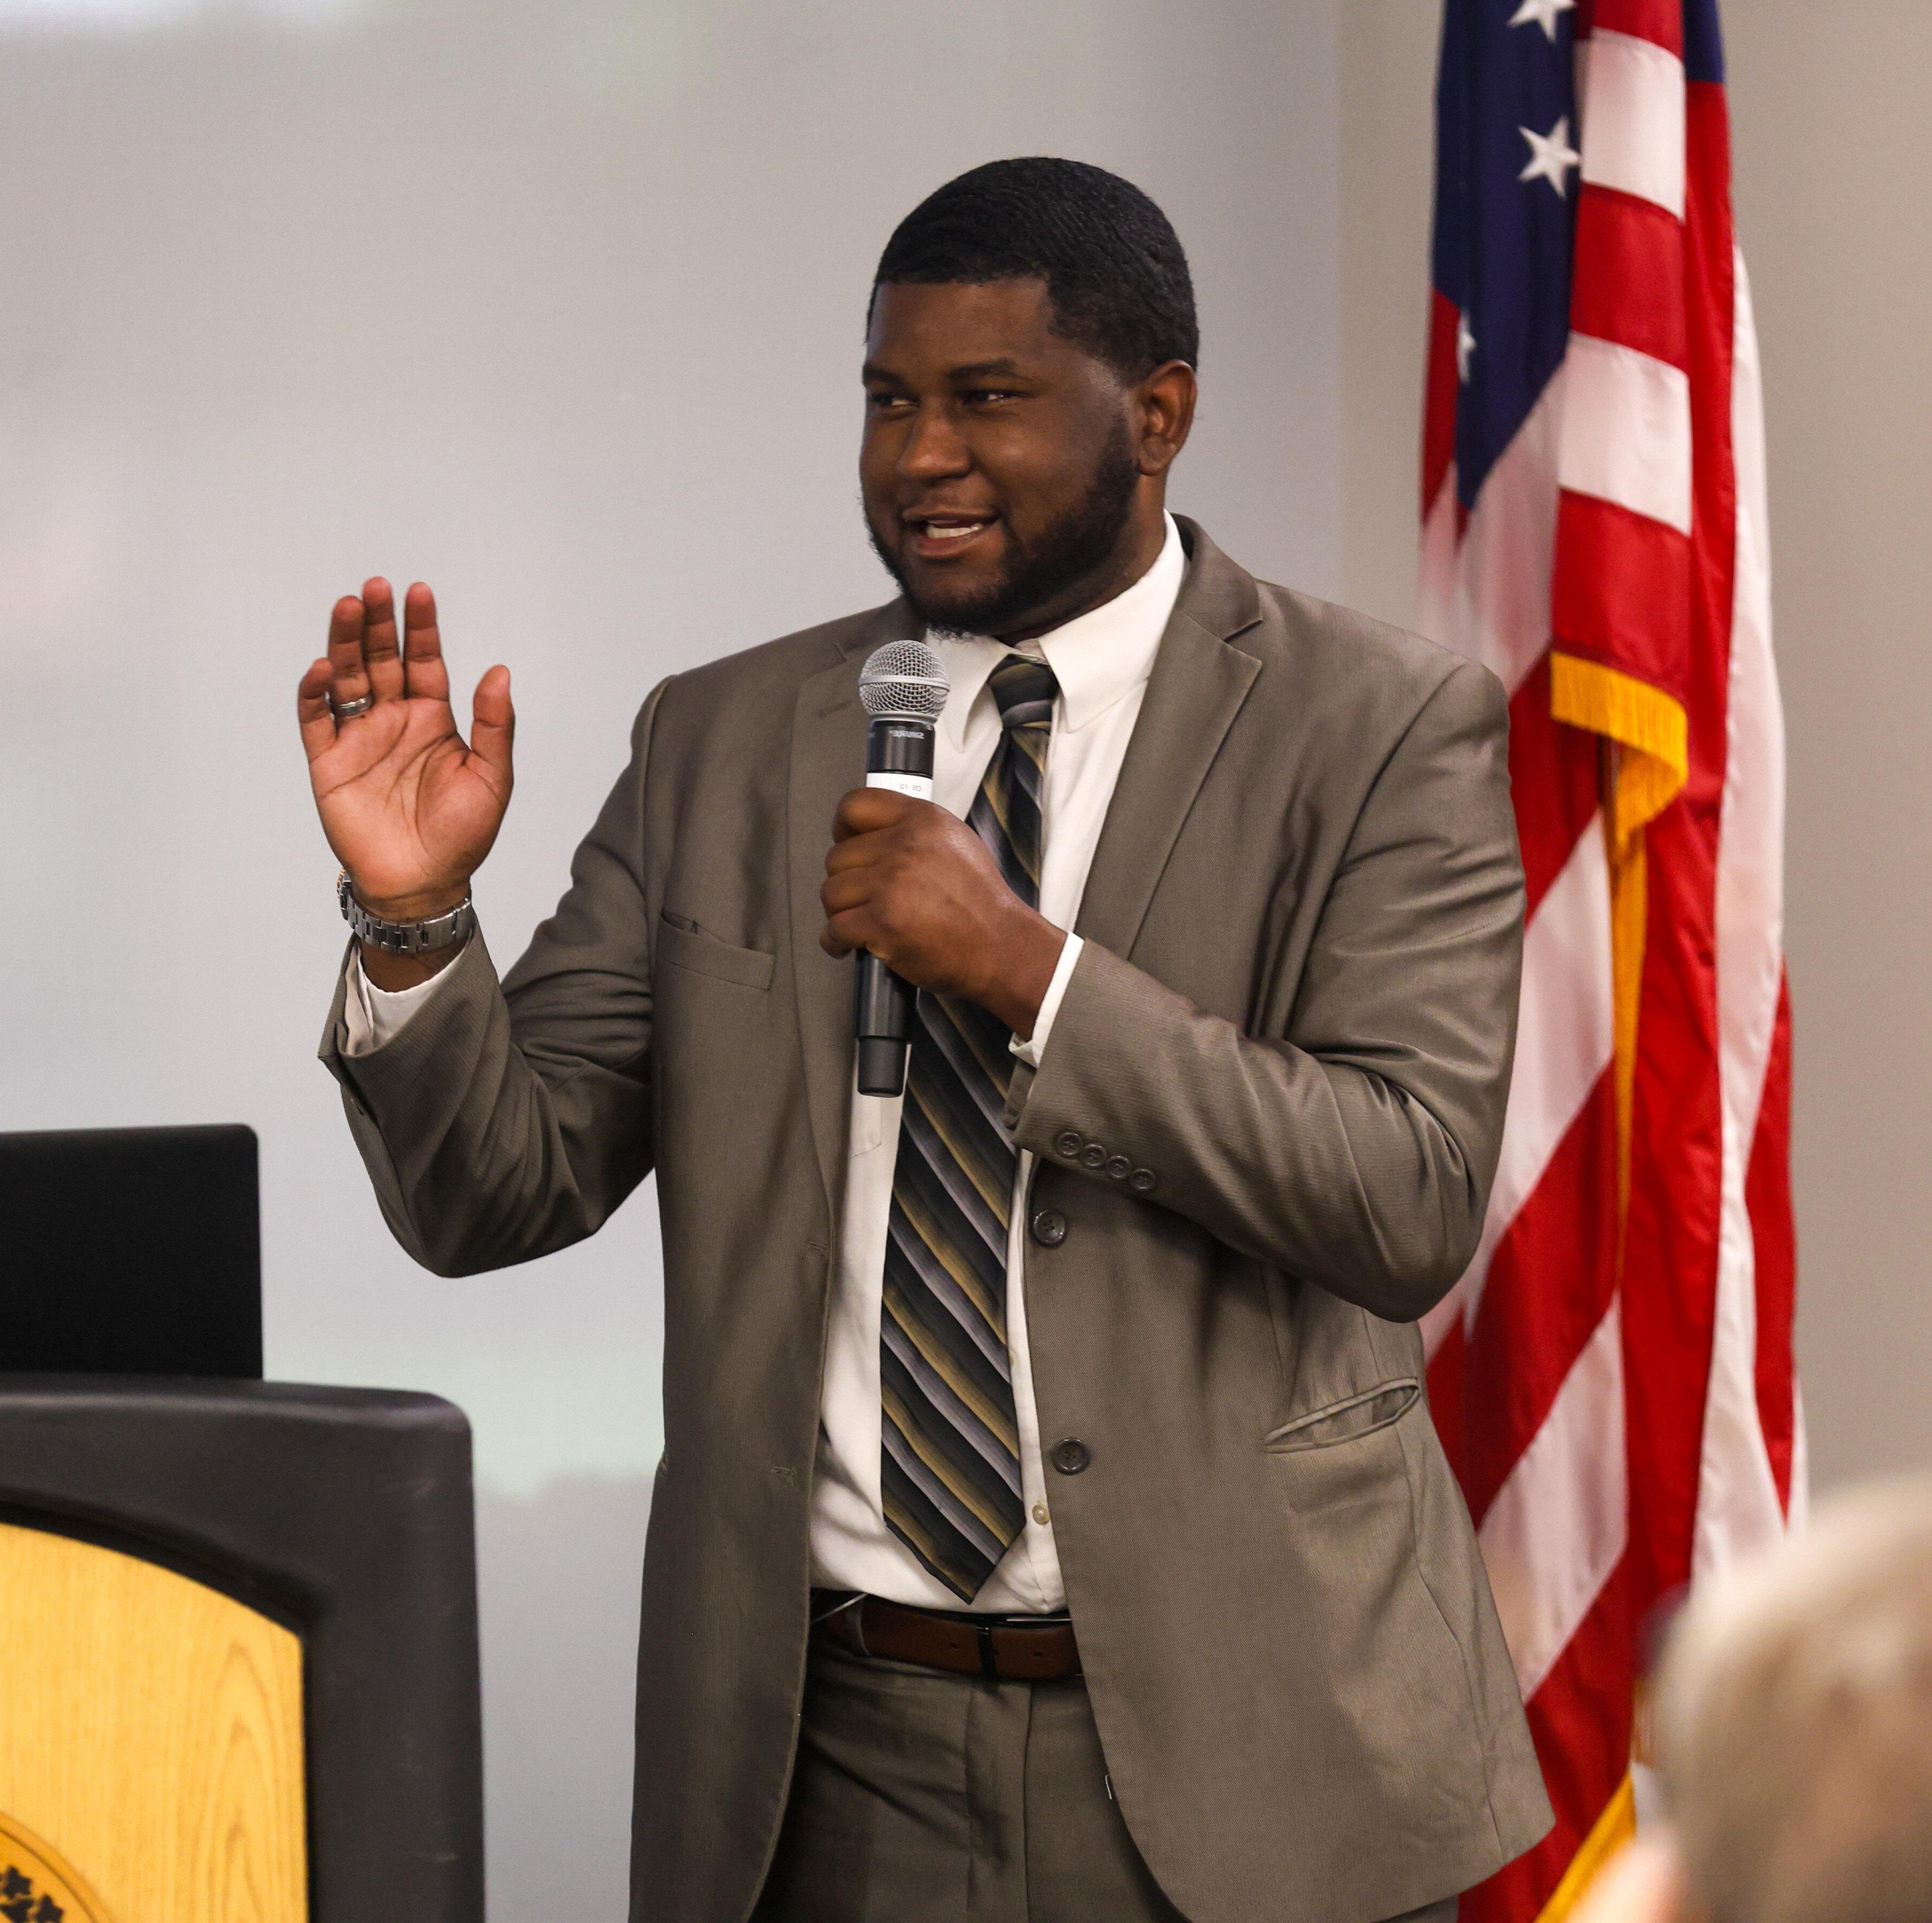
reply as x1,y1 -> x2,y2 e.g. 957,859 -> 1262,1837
811,1589 -> 1082,1682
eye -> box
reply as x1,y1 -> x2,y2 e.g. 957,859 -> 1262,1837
865,389 -> 913,412
965,388 -> 1019,406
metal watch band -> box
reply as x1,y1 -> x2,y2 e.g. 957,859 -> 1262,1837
337,871 -> 475,957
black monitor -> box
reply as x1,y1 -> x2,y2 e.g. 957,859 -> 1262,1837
0,1123 -> 262,1377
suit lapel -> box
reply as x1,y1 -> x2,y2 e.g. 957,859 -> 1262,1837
787,607 -> 907,1216
1074,523 -> 1265,958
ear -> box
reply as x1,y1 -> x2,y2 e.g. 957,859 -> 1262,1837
1133,360 -> 1197,476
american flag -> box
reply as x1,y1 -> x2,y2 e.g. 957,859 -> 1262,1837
1415,3 -> 1801,1917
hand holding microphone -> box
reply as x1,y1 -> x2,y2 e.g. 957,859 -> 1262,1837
821,642 -> 1067,1091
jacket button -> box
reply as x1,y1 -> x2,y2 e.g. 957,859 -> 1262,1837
1030,1208 -> 1068,1248
1080,1143 -> 1107,1170
1054,1130 -> 1083,1158
1050,1437 -> 1091,1475
1105,1155 -> 1131,1180
1129,1168 -> 1156,1193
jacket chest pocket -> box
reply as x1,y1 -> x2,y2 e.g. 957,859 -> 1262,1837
657,911 -> 775,991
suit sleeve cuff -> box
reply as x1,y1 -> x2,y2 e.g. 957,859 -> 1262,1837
1008,932 -> 1082,1071
341,944 -> 468,1057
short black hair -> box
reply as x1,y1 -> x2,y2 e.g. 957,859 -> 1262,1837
872,158 -> 1198,379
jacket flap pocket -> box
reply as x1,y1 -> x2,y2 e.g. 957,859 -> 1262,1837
1264,1377 -> 1419,1454
657,913 -> 775,991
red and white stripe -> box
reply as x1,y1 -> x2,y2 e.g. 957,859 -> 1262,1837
1699,248 -> 1802,1571
1418,6 -> 1799,1917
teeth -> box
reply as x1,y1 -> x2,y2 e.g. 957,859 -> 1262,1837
924,522 -> 985,540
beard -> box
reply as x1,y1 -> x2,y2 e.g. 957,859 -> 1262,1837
868,419 -> 1141,638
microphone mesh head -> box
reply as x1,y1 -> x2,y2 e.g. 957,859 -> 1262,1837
859,639 -> 950,721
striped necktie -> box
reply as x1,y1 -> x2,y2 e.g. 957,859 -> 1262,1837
880,652 -> 1057,1601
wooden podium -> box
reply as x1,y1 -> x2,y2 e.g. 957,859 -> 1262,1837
0,1379 -> 484,1923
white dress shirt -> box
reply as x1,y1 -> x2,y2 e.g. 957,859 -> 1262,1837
343,514 -> 1186,1614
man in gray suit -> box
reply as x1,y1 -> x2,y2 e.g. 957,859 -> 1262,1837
299,159 -> 1550,1922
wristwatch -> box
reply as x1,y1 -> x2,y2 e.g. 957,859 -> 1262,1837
337,871 -> 475,957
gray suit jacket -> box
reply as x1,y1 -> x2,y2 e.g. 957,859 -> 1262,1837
323,521 -> 1552,1923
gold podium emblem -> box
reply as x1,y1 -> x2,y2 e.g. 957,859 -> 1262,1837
0,1812 -> 113,1923
0,1522 -> 305,1922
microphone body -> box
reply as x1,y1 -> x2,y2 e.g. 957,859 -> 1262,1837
853,642 -> 950,1097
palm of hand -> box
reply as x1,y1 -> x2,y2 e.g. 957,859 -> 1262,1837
297,579 -> 514,914
312,695 -> 506,904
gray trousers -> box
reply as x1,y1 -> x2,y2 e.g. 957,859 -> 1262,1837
750,1639 -> 1461,1923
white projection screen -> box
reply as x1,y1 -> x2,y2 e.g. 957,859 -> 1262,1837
1,0 -> 1347,1907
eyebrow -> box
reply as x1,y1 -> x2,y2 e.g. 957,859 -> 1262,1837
861,357 -> 1032,385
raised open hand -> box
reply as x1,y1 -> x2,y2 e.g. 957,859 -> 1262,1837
297,579 -> 513,922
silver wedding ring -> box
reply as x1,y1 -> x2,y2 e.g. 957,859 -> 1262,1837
332,692 -> 375,720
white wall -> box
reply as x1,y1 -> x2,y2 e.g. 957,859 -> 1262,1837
0,2 -> 1345,1910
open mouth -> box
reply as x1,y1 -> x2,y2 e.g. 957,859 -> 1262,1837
906,515 -> 996,557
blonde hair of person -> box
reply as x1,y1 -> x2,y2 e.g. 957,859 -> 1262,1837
1652,1477 -> 1932,1923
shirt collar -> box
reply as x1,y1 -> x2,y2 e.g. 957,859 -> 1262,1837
932,512 -> 1186,751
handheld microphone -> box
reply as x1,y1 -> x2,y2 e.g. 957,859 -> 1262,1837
853,639 -> 950,1097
